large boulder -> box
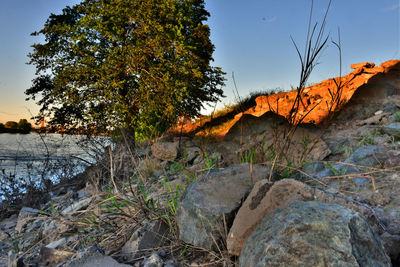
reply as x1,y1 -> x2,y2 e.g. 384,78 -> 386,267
227,179 -> 367,256
239,201 -> 391,267
176,163 -> 270,249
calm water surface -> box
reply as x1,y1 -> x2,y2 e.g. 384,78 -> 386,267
0,133 -> 109,183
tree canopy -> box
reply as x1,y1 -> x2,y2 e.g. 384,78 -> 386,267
1,120 -> 32,134
26,0 -> 225,140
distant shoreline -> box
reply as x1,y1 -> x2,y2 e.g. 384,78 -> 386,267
0,128 -> 31,134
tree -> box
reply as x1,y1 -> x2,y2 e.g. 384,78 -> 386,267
18,119 -> 32,133
0,123 -> 5,133
26,0 -> 225,141
5,121 -> 18,130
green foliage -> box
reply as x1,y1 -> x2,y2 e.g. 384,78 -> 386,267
239,148 -> 256,164
2,119 -> 32,133
17,119 -> 32,133
358,135 -> 375,147
204,151 -> 219,169
5,121 -> 18,130
169,161 -> 183,173
26,0 -> 225,140
394,111 -> 400,122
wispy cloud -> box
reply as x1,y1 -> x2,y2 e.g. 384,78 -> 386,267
262,16 -> 277,23
381,3 -> 400,12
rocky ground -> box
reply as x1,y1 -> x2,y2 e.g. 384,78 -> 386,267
1,60 -> 400,266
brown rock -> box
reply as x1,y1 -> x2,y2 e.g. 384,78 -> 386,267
40,247 -> 74,266
243,60 -> 400,125
151,141 -> 179,161
227,179 -> 313,255
227,178 -> 369,256
351,62 -> 375,69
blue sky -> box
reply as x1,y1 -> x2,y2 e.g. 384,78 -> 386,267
0,0 -> 399,123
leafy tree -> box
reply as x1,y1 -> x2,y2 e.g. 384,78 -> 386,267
26,0 -> 225,142
0,123 -> 5,133
18,119 -> 32,133
5,121 -> 18,130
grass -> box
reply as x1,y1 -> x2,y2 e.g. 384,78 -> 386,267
394,111 -> 400,121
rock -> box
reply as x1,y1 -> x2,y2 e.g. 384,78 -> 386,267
177,163 -> 270,249
15,207 -> 39,233
40,247 -> 74,266
380,232 -> 400,261
7,250 -> 19,267
45,237 -> 69,249
151,142 -> 179,161
0,214 -> 17,231
227,178 -> 375,256
42,219 -> 69,237
345,145 -> 388,167
120,220 -> 169,262
184,147 -> 201,164
303,162 -> 325,175
63,245 -> 130,267
324,136 -> 352,155
220,112 -> 330,165
239,201 -> 391,267
356,112 -> 390,125
138,158 -> 163,176
383,103 -> 400,114
0,231 -> 8,242
74,190 -> 89,199
61,197 -> 92,216
142,252 -> 164,267
315,163 -> 360,178
382,122 -> 400,138
385,150 -> 400,167
372,134 -> 392,145
351,62 -> 375,69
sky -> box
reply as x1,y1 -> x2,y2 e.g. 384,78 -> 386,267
0,0 -> 399,124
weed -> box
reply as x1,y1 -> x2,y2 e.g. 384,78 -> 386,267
358,135 -> 375,147
203,151 -> 219,170
344,145 -> 353,158
169,162 -> 183,174
239,148 -> 256,164
394,111 -> 400,121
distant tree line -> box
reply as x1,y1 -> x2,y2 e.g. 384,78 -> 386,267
0,119 -> 32,134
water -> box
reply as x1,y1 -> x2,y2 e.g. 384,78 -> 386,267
0,133 -> 110,185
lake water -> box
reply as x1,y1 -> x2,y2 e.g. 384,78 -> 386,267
0,133 -> 110,185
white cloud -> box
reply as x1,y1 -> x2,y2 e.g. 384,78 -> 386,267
381,3 -> 400,12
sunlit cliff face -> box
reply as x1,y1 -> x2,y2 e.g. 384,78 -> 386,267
173,60 -> 400,139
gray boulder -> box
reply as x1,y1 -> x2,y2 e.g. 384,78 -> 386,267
176,163 -> 270,249
240,201 -> 390,267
